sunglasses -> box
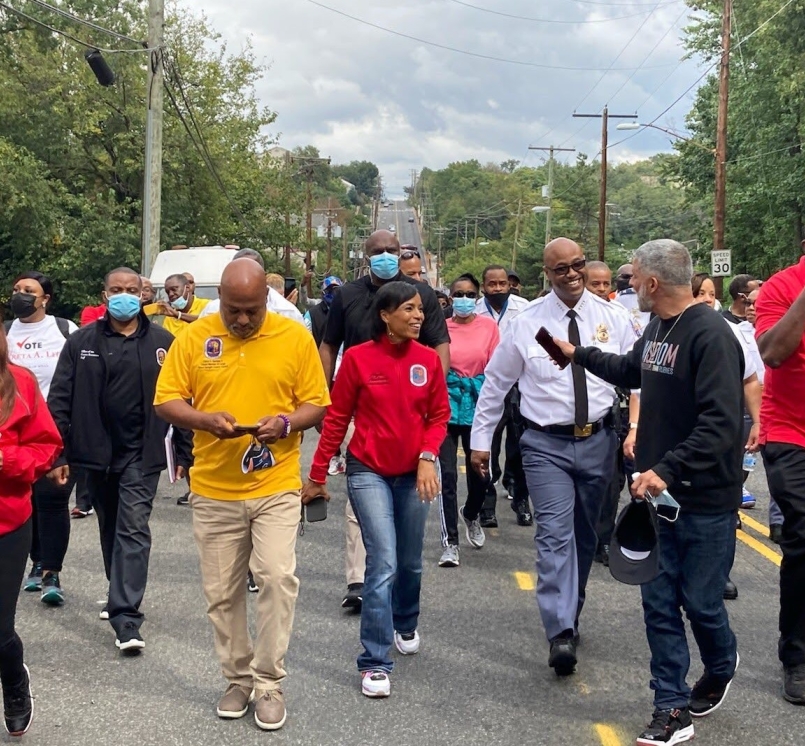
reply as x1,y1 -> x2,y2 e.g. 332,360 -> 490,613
619,273 -> 633,280
400,250 -> 420,260
545,258 -> 586,276
452,291 -> 478,299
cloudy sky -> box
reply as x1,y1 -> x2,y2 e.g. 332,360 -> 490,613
190,0 -> 708,197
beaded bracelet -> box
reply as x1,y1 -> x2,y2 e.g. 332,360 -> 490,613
277,414 -> 292,439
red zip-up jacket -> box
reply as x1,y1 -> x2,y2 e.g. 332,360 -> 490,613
310,336 -> 449,483
0,365 -> 63,536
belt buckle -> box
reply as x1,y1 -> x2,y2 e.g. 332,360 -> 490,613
573,423 -> 593,438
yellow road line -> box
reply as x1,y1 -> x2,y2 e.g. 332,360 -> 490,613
737,529 -> 781,567
595,724 -> 622,746
514,571 -> 535,591
739,510 -> 770,538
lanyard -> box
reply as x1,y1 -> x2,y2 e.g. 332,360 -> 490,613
484,297 -> 508,325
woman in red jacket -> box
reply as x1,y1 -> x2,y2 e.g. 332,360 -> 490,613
0,324 -> 62,736
302,282 -> 450,699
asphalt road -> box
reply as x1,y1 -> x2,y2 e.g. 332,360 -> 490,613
13,437 -> 797,746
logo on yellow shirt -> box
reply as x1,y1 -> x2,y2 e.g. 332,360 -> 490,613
205,337 -> 223,359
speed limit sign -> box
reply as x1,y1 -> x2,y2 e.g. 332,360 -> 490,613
711,250 -> 732,277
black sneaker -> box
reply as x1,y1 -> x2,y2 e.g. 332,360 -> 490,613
115,622 -> 145,654
176,492 -> 190,506
40,572 -> 65,606
3,664 -> 33,737
690,652 -> 739,717
479,511 -> 498,528
247,571 -> 258,593
341,583 -> 363,611
636,707 -> 694,745
783,663 -> 805,704
23,563 -> 43,593
548,630 -> 577,676
723,579 -> 738,600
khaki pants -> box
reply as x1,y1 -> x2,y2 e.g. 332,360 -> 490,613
191,490 -> 300,692
341,422 -> 366,585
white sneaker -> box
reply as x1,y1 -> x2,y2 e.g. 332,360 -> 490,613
394,630 -> 420,655
361,670 -> 390,698
438,545 -> 460,567
328,455 -> 346,476
460,506 -> 485,549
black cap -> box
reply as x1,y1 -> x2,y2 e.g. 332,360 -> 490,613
609,499 -> 660,585
508,270 -> 521,283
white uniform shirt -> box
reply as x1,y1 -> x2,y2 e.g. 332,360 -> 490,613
198,287 -> 305,325
614,288 -> 652,338
6,316 -> 78,398
738,320 -> 764,384
474,292 -> 530,336
723,317 -> 758,382
471,289 -> 636,451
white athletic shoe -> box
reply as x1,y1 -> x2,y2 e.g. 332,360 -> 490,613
361,670 -> 390,698
394,630 -> 420,655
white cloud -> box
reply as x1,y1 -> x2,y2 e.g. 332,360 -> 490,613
188,0 -> 705,197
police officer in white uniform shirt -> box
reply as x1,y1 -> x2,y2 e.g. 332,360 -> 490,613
470,238 -> 636,677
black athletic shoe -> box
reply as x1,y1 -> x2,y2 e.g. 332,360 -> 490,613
176,492 -> 190,506
594,544 -> 610,567
3,664 -> 33,737
770,524 -> 783,545
247,571 -> 258,593
341,583 -> 363,611
479,511 -> 498,528
636,708 -> 694,745
548,631 -> 577,676
723,579 -> 738,600
690,653 -> 739,717
115,622 -> 145,655
783,663 -> 805,704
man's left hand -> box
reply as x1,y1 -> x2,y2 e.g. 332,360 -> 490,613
256,416 -> 286,444
176,465 -> 187,480
631,469 -> 667,500
745,423 -> 760,453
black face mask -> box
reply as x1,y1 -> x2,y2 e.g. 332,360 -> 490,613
10,292 -> 39,319
616,277 -> 631,293
485,291 -> 510,311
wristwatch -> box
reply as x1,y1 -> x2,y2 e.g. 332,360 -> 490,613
419,451 -> 437,462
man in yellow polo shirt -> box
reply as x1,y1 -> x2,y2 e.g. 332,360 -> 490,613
159,273 -> 209,336
154,259 -> 329,731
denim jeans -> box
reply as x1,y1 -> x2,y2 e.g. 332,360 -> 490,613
641,509 -> 738,709
347,470 -> 430,673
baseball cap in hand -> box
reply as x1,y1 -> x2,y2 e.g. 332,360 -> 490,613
609,499 -> 660,585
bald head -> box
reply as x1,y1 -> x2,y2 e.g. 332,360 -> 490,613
585,261 -> 612,300
544,238 -> 583,268
543,237 -> 586,307
366,230 -> 400,256
219,259 -> 268,338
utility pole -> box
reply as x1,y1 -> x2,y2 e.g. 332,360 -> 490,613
342,226 -> 348,279
573,108 -> 637,261
473,218 -> 479,260
528,145 -> 576,248
512,198 -> 522,271
141,0 -> 164,275
713,0 -> 732,299
289,154 -> 331,269
325,198 -> 334,273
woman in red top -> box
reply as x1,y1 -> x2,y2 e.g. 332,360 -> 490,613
302,282 -> 449,699
0,324 -> 62,736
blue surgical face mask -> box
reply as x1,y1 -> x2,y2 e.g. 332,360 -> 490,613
452,297 -> 476,317
106,292 -> 141,321
369,252 -> 399,280
171,293 -> 188,310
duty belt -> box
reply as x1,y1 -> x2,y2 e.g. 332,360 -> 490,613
523,415 -> 611,439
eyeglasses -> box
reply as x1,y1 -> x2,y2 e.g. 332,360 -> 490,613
452,291 -> 478,299
545,258 -> 586,276
400,250 -> 420,260
744,299 -> 756,307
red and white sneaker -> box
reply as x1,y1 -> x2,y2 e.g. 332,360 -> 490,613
361,670 -> 390,698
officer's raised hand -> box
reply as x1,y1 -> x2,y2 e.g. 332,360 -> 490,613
470,450 -> 490,479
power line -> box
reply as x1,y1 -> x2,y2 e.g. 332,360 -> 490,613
26,0 -> 142,45
304,0 -> 677,72
446,0 -> 667,24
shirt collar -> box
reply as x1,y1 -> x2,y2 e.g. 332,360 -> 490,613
550,289 -> 590,320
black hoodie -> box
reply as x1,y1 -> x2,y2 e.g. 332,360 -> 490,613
574,303 -> 744,514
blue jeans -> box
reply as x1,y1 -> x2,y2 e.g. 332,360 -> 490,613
641,510 -> 738,709
347,470 -> 430,673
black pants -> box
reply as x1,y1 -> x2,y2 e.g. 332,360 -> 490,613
488,388 -> 528,512
596,408 -> 633,548
86,462 -> 160,635
438,425 -> 487,546
0,520 -> 32,691
762,442 -> 805,667
29,474 -> 75,572
74,468 -> 92,513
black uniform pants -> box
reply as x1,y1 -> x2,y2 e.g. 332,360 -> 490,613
0,520 -> 32,691
29,473 -> 75,571
762,442 -> 805,667
86,462 -> 160,635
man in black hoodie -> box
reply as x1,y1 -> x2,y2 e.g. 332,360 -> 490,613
48,267 -> 190,654
555,240 -> 743,746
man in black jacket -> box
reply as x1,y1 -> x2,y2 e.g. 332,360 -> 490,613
555,240 -> 743,746
48,267 -> 190,654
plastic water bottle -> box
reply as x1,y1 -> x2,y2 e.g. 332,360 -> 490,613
743,451 -> 757,472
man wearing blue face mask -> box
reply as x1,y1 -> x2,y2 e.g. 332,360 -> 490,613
48,267 -> 192,655
160,273 -> 209,337
320,230 -> 451,610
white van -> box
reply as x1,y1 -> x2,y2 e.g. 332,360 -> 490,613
149,246 -> 239,300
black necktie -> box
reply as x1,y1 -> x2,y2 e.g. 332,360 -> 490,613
566,310 -> 589,429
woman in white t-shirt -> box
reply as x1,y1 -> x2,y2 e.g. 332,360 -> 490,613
5,272 -> 77,608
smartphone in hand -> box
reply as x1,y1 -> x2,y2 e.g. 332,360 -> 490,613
233,423 -> 261,435
536,327 -> 571,369
304,496 -> 328,522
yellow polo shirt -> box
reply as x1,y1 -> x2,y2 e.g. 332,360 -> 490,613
162,296 -> 209,337
154,312 -> 330,500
